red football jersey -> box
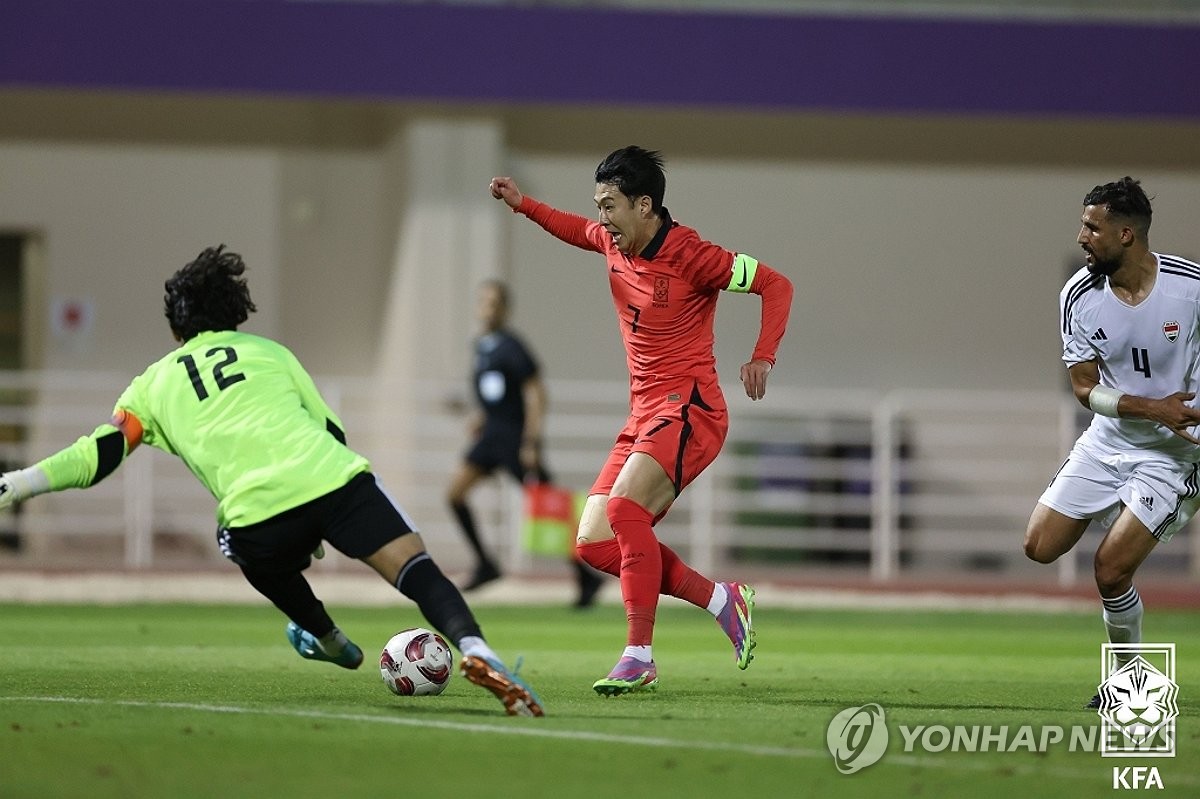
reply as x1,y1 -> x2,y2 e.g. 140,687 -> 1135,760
518,196 -> 791,413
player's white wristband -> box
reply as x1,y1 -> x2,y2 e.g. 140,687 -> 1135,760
1088,385 -> 1125,418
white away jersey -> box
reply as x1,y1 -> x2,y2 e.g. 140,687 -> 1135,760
1060,252 -> 1200,457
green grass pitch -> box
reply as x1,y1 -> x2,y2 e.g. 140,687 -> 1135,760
1,599 -> 1196,798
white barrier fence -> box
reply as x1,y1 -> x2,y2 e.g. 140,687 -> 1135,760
0,371 -> 1195,585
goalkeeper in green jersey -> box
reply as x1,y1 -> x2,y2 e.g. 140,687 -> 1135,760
0,245 -> 543,717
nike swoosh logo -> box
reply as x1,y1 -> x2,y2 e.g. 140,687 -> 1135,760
735,263 -> 748,288
611,266 -> 623,273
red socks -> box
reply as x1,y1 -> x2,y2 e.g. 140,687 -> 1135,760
576,514 -> 716,611
658,543 -> 715,608
605,496 -> 660,647
576,538 -> 622,576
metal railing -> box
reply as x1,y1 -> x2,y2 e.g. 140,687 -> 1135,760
1,370 -> 1194,585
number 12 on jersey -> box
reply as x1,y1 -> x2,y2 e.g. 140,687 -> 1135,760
178,347 -> 246,400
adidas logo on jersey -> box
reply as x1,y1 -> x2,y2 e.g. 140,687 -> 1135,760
1139,496 -> 1154,511
1091,328 -> 1108,341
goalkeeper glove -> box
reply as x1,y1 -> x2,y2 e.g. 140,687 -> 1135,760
0,466 -> 51,510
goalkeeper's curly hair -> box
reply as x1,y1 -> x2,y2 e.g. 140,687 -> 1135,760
164,245 -> 257,341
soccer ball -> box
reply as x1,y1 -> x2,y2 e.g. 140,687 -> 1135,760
380,627 -> 454,696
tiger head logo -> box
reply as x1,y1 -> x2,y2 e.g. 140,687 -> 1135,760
1097,655 -> 1179,745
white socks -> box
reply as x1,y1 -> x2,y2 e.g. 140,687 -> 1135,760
1102,585 -> 1144,665
318,627 -> 351,654
623,645 -> 652,662
458,635 -> 499,662
706,583 -> 728,617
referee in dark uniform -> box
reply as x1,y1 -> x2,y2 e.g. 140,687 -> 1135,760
447,280 -> 603,606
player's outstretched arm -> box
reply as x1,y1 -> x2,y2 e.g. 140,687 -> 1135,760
0,466 -> 50,509
0,410 -> 144,510
489,177 -> 524,209
488,176 -> 603,253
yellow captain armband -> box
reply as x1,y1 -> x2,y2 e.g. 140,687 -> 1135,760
727,254 -> 759,293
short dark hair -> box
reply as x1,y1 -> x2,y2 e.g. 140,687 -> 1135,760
164,245 -> 257,341
594,146 -> 666,211
1083,176 -> 1153,236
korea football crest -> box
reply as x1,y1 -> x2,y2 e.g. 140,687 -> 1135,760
653,277 -> 670,308
1097,643 -> 1178,757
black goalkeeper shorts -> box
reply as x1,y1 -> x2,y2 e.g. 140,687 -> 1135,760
216,471 -> 418,574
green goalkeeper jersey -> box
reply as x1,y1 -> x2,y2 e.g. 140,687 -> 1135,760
37,330 -> 369,528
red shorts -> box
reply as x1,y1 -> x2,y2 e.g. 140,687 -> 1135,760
590,380 -> 729,498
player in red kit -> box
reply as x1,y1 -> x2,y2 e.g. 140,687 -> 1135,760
490,146 -> 793,695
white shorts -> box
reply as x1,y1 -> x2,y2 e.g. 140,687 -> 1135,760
1039,435 -> 1200,543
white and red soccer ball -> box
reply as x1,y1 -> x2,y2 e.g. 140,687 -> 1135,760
379,627 -> 453,696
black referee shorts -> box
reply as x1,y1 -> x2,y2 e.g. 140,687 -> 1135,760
466,429 -> 551,484
216,471 -> 417,574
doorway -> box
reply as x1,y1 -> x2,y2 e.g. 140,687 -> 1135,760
0,233 -> 27,551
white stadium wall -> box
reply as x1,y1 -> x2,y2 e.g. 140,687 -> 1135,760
2,112 -> 1198,395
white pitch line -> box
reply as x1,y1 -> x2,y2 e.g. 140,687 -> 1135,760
4,695 -> 807,758
4,695 -> 1195,787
